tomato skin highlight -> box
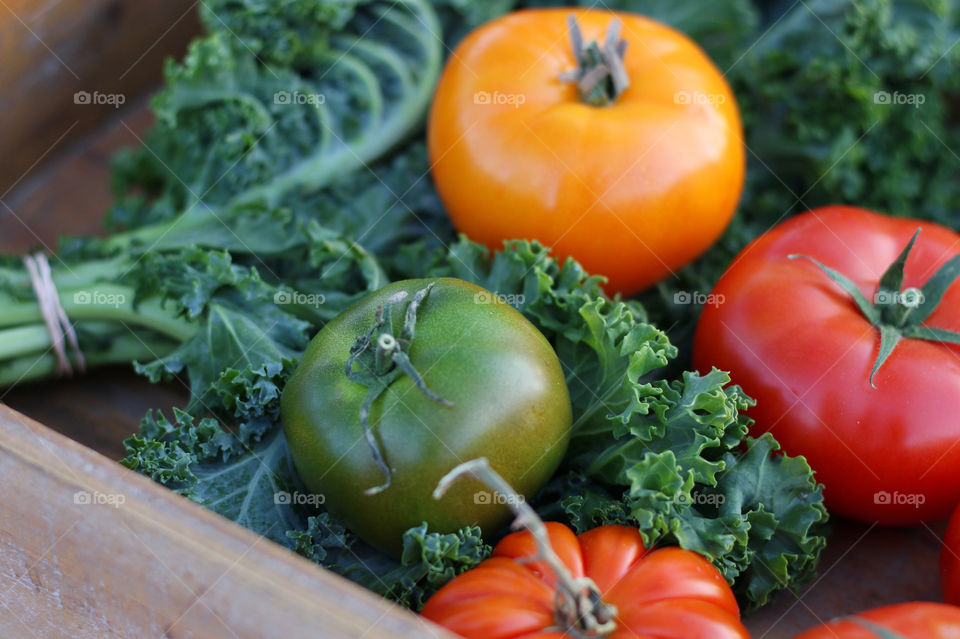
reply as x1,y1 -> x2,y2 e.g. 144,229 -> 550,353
281,278 -> 572,555
792,602 -> 960,638
693,206 -> 960,524
421,522 -> 749,639
428,8 -> 744,296
943,504 -> 960,605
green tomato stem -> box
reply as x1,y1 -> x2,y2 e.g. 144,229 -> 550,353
345,283 -> 452,495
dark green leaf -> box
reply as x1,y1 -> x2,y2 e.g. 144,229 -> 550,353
903,324 -> 960,345
869,324 -> 903,388
913,254 -> 960,325
877,229 -> 920,302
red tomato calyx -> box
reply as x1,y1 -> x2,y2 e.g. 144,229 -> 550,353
557,15 -> 630,107
345,281 -> 454,495
435,458 -> 619,638
789,227 -> 960,388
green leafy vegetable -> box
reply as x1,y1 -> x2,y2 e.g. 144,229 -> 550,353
108,0 -> 443,245
23,0 -> 948,613
289,517 -> 490,608
424,239 -> 828,608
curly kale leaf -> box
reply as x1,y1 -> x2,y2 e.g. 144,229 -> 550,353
123,409 -> 489,607
107,0 -> 443,242
430,238 -> 828,609
277,142 -> 454,258
713,434 -> 828,606
289,516 -> 490,609
129,248 -> 309,426
197,0 -> 361,67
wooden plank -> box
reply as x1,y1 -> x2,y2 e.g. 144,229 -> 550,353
0,99 -> 154,254
0,0 -> 200,195
1,366 -> 187,461
0,404 -> 455,639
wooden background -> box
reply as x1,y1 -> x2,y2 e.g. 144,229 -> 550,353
0,2 -> 951,637
0,0 -> 200,197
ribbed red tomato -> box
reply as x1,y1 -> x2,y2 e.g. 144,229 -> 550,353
421,522 -> 748,639
793,602 -> 960,638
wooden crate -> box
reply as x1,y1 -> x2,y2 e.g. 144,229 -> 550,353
0,3 -> 949,638
0,405 -> 451,639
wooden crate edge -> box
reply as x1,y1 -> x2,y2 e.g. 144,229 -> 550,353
0,404 -> 454,639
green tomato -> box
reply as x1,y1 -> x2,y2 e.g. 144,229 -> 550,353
281,277 -> 572,555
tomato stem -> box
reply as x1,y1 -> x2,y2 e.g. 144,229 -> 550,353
558,15 -> 630,107
789,227 -> 960,388
345,282 -> 453,495
435,458 -> 618,639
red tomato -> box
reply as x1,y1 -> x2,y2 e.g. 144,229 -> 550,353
793,602 -> 960,638
694,206 -> 960,524
943,503 -> 960,605
421,522 -> 748,639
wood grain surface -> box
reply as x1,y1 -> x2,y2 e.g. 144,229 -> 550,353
0,404 -> 455,639
0,0 -> 200,196
0,79 -> 952,639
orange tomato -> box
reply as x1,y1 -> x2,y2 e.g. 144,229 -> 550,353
428,8 -> 744,296
421,522 -> 748,639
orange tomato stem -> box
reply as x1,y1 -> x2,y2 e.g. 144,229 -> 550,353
558,14 -> 630,107
434,458 -> 618,638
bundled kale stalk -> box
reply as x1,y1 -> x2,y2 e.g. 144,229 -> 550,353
25,0 -> 960,612
0,0 -> 448,387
